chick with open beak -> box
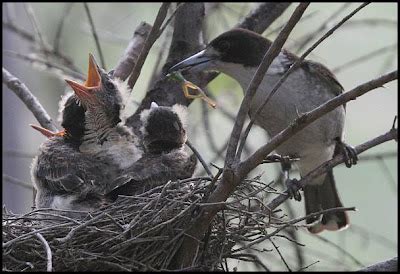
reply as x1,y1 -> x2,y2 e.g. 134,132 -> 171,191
64,54 -> 142,165
31,54 -> 142,216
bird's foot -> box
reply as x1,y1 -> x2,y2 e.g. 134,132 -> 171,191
286,178 -> 302,201
335,138 -> 358,168
264,154 -> 299,167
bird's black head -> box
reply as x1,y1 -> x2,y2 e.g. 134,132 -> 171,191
169,28 -> 271,72
209,29 -> 270,66
141,102 -> 187,154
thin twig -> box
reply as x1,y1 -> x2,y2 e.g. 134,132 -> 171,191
23,3 -> 48,51
231,207 -> 356,254
3,149 -> 36,158
294,3 -> 352,52
357,151 -> 397,161
314,234 -> 364,267
332,43 -> 397,73
156,3 -> 185,39
55,213 -> 106,243
54,3 -> 74,53
3,21 -> 81,72
3,174 -> 34,190
4,50 -> 85,80
2,67 -> 57,131
127,3 -> 170,89
35,233 -> 52,272
269,238 -> 292,271
186,140 -> 213,177
83,2 -> 106,69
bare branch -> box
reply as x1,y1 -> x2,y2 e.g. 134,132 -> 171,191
113,22 -> 152,81
236,3 -> 292,34
83,3 -> 106,69
2,67 -> 57,131
358,257 -> 397,272
127,3 -> 170,89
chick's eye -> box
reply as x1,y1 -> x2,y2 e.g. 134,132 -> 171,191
105,80 -> 115,90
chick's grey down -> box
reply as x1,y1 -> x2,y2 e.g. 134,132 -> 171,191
31,55 -> 143,214
169,28 -> 356,233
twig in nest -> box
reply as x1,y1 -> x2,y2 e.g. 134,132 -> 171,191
35,232 -> 52,272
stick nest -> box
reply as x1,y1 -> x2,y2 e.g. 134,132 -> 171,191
3,176 -> 280,271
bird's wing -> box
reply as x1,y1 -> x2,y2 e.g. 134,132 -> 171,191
304,60 -> 344,95
275,50 -> 344,96
107,151 -> 197,198
34,139 -> 111,196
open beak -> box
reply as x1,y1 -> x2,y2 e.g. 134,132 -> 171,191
65,53 -> 101,101
168,50 -> 215,73
30,124 -> 65,138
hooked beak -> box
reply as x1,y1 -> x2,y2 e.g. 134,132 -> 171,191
65,53 -> 101,101
168,50 -> 215,73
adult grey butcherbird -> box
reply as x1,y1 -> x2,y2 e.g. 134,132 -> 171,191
169,28 -> 358,233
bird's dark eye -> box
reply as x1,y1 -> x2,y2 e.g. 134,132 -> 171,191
105,80 -> 115,90
218,41 -> 230,52
108,69 -> 115,78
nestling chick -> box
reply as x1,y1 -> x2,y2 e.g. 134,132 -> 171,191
31,54 -> 142,214
107,102 -> 197,198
